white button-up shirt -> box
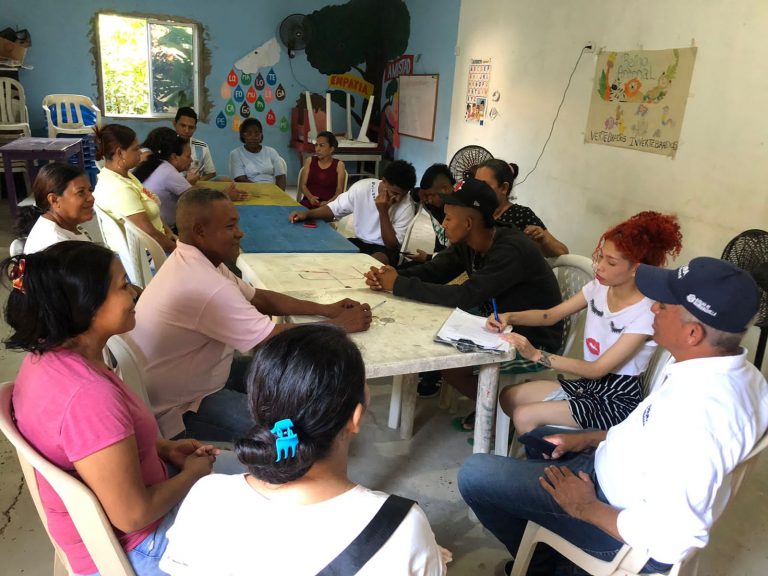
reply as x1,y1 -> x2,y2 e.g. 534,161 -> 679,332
595,348 -> 768,563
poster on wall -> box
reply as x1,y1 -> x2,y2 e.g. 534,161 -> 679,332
381,55 -> 414,158
465,58 -> 491,125
585,47 -> 697,158
215,37 -> 284,130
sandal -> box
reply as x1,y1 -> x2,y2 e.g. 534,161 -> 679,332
450,411 -> 475,432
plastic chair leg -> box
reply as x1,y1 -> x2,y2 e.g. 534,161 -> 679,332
494,399 -> 511,456
52,552 -> 68,576
509,521 -> 539,576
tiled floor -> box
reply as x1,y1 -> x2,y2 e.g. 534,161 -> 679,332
1,196 -> 767,575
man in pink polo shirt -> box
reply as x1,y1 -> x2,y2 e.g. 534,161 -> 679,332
128,188 -> 372,440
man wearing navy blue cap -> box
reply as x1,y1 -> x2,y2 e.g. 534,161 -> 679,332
459,256 -> 768,575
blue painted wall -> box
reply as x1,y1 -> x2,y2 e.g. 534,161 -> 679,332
397,0 -> 461,179
3,0 -> 458,183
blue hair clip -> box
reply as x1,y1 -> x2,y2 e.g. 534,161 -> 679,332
271,418 -> 299,462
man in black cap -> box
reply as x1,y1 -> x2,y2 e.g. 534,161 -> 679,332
365,178 -> 563,409
459,256 -> 768,575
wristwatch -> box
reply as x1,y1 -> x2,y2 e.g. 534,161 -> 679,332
537,351 -> 553,368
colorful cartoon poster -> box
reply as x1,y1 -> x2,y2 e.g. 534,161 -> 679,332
585,48 -> 697,158
381,55 -> 413,158
465,59 -> 491,125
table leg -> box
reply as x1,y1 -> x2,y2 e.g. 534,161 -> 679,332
473,363 -> 501,454
399,372 -> 418,439
388,375 -> 402,429
3,154 -> 16,217
26,159 -> 40,184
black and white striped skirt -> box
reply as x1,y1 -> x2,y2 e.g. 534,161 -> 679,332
555,373 -> 643,430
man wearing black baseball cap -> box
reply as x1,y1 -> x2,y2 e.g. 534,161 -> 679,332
365,178 -> 563,409
459,256 -> 768,575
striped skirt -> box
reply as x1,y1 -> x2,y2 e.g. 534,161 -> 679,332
556,373 -> 643,430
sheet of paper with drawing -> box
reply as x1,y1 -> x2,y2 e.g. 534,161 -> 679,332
435,308 -> 512,354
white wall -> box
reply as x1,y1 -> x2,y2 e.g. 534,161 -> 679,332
448,0 -> 768,263
448,0 -> 768,371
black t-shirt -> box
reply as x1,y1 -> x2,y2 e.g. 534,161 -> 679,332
395,226 -> 563,352
496,204 -> 546,231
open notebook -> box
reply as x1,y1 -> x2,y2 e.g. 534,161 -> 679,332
435,308 -> 513,354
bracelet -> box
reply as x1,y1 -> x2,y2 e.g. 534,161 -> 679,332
537,351 -> 553,368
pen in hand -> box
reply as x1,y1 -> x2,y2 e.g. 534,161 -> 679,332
491,298 -> 501,333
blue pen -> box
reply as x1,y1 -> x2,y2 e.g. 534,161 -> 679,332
491,298 -> 500,324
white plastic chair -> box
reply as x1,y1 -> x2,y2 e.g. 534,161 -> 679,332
641,346 -> 673,397
0,381 -> 136,576
494,254 -> 595,456
41,94 -> 102,137
107,334 -> 151,408
509,428 -> 768,576
0,77 -> 29,129
93,204 -> 141,286
397,208 -> 422,265
0,78 -> 32,194
122,218 -> 167,288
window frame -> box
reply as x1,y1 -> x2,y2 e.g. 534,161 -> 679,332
95,12 -> 203,120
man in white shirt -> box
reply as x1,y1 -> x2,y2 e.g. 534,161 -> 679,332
174,107 -> 216,182
459,256 -> 768,575
288,160 -> 417,264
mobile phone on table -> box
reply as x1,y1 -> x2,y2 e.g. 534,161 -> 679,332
303,220 -> 317,228
517,433 -> 557,458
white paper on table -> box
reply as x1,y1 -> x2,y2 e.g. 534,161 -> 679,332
435,308 -> 512,352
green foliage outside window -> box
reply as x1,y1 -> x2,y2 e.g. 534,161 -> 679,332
98,14 -> 197,117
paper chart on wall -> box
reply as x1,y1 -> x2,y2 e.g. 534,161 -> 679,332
585,47 -> 697,158
465,58 -> 491,126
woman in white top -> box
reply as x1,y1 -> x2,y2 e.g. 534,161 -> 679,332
160,324 -> 450,576
93,124 -> 177,253
15,162 -> 93,254
229,118 -> 287,190
488,211 -> 683,433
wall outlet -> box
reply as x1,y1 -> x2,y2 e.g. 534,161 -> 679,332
584,41 -> 596,53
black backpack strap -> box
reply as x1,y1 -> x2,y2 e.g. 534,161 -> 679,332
315,494 -> 415,576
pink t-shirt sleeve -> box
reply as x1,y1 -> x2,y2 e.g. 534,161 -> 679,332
60,378 -> 135,463
197,282 -> 274,353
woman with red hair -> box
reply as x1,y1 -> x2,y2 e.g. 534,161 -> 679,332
488,211 -> 682,433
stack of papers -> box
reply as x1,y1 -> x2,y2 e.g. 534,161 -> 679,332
435,308 -> 512,354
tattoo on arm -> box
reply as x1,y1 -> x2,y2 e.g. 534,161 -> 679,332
543,313 -> 549,319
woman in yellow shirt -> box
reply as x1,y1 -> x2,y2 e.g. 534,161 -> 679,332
93,124 -> 176,253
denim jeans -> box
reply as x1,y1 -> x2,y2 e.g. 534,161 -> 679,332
81,505 -> 179,576
179,354 -> 254,442
458,426 -> 672,574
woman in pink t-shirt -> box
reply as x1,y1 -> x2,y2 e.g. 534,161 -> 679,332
3,241 -> 218,575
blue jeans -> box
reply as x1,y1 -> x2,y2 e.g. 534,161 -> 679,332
81,505 -> 179,576
458,426 -> 672,574
179,354 -> 254,442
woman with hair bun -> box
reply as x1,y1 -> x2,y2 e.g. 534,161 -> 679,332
14,162 -> 94,254
488,211 -> 683,433
161,324 -> 450,575
475,158 -> 569,257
